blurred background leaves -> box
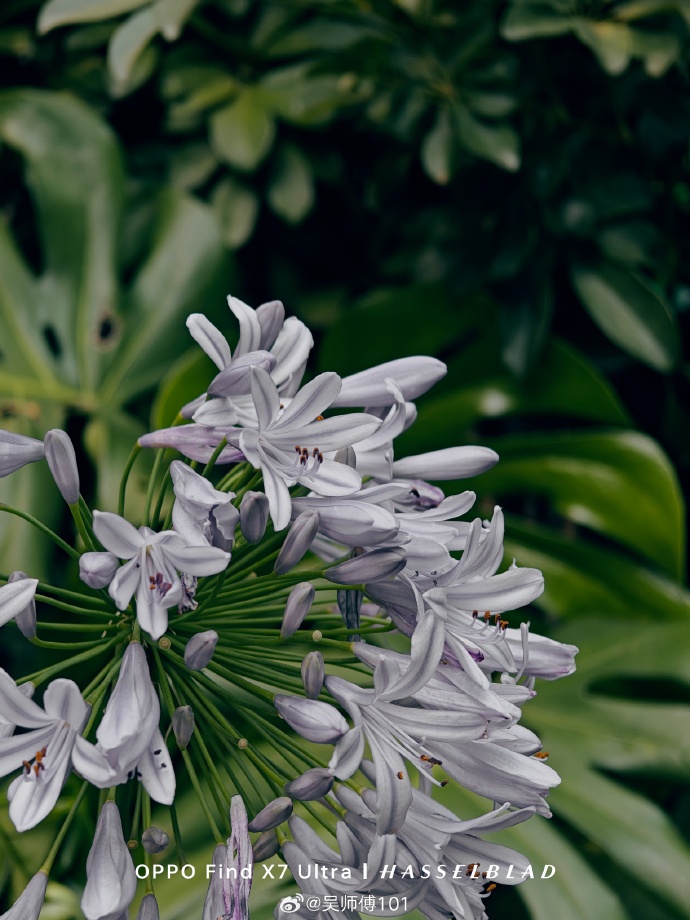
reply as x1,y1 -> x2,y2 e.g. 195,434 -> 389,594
0,0 -> 689,917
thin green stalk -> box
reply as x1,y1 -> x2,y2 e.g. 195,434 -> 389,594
142,793 -> 154,894
201,437 -> 228,477
34,594 -> 114,617
0,503 -> 79,560
119,444 -> 142,517
144,449 -> 168,527
169,802 -> 187,866
70,502 -> 95,552
41,781 -> 89,873
21,634 -> 122,688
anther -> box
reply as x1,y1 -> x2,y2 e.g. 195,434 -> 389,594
535,751 -> 550,759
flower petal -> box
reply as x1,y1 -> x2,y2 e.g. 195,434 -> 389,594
271,373 -> 342,431
93,511 -> 144,558
392,446 -> 499,480
332,357 -> 447,408
250,366 -> 281,430
187,314 -> 231,369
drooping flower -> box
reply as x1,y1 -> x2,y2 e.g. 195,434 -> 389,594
92,511 -> 231,640
0,574 -> 39,636
43,429 -> 80,505
203,795 -> 253,920
0,430 -> 45,478
0,871 -> 48,920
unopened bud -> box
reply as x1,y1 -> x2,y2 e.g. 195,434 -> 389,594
141,827 -> 169,854
325,548 -> 406,585
136,893 -> 160,920
172,705 -> 195,749
284,767 -> 334,801
281,583 -> 315,638
0,430 -> 45,477
79,552 -> 119,590
184,630 -> 218,670
248,796 -> 293,832
44,429 -> 80,505
334,446 -> 357,468
274,511 -> 320,575
301,652 -> 324,699
274,695 -> 348,744
252,830 -> 280,862
239,491 -> 270,544
337,588 -> 362,637
7,571 -> 37,639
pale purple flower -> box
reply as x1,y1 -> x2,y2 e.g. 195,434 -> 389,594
142,827 -> 170,854
0,430 -> 45,478
331,356 -> 446,408
184,630 -> 219,670
136,894 -> 160,920
43,429 -> 80,504
0,871 -> 48,920
81,802 -> 137,920
281,583 -> 315,638
391,445 -> 499,480
239,490 -> 270,543
284,767 -> 334,801
235,369 -> 379,529
1,574 -> 38,636
203,795 -> 252,920
248,796 -> 293,831
274,695 -> 348,744
301,651 -> 324,699
139,424 -> 244,464
93,510 -> 231,640
79,552 -> 119,589
274,511 -> 320,574
170,461 -> 238,551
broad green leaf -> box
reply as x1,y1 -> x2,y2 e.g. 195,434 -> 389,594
266,145 -> 314,224
571,261 -> 680,372
151,348 -> 217,429
98,188 -> 230,404
169,142 -> 217,190
505,517 -> 690,621
257,63 -> 351,126
421,108 -> 453,185
108,5 -> 157,87
398,338 -> 630,455
574,20 -> 633,74
522,619 -> 690,916
0,90 -> 124,391
210,90 -> 276,171
453,102 -> 520,171
630,26 -> 680,76
499,283 -> 552,376
212,176 -> 260,249
38,0 -> 148,33
597,220 -> 663,268
501,5 -> 574,41
481,430 -> 685,578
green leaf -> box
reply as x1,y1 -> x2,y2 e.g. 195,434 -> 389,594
421,108 -> 453,185
597,221 -> 663,268
573,19 -> 634,75
211,176 -> 260,249
107,5 -> 158,87
257,63 -> 351,126
453,102 -> 520,171
500,282 -> 553,376
501,4 -> 574,41
38,0 -> 148,33
0,90 -> 124,391
505,517 -> 690,621
522,619 -> 690,916
210,89 -> 276,172
481,430 -> 685,578
570,261 -> 680,372
266,145 -> 315,224
98,188 -> 229,403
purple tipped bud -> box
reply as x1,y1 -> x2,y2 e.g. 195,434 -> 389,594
184,630 -> 219,670
281,583 -> 315,638
79,552 -> 119,589
274,511 -> 320,575
284,768 -> 334,801
172,705 -> 195,749
274,695 -> 348,744
334,446 -> 357,468
248,797 -> 293,832
6,571 -> 37,639
240,491 -> 270,544
136,894 -> 160,920
0,430 -> 45,478
252,830 -> 280,862
43,429 -> 80,504
301,652 -> 324,699
142,827 -> 170,854
325,548 -> 407,585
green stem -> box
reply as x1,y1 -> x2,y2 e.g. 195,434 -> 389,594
0,503 -> 79,560
41,781 -> 89,873
144,450 -> 168,527
21,634 -> 122,688
119,444 -> 142,517
201,436 -> 228,477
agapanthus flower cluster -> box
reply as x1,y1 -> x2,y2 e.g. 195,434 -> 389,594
0,295 -> 577,920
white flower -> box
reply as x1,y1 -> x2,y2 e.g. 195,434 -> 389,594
92,511 -> 231,640
234,369 -> 381,530
81,802 -> 137,920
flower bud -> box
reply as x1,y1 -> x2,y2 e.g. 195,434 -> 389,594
301,652 -> 324,700
0,430 -> 45,478
252,830 -> 280,862
284,768 -> 334,801
5,572 -> 38,638
325,548 -> 406,585
334,446 -> 357,468
274,511 -> 320,575
248,797 -> 293,832
79,552 -> 119,589
274,695 -> 348,744
0,871 -> 48,920
136,894 -> 160,920
43,429 -> 80,505
280,583 -> 315,638
82,802 -> 137,920
337,588 -> 362,636
184,630 -> 219,670
239,491 -> 270,544
172,705 -> 195,749
142,827 -> 170,854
